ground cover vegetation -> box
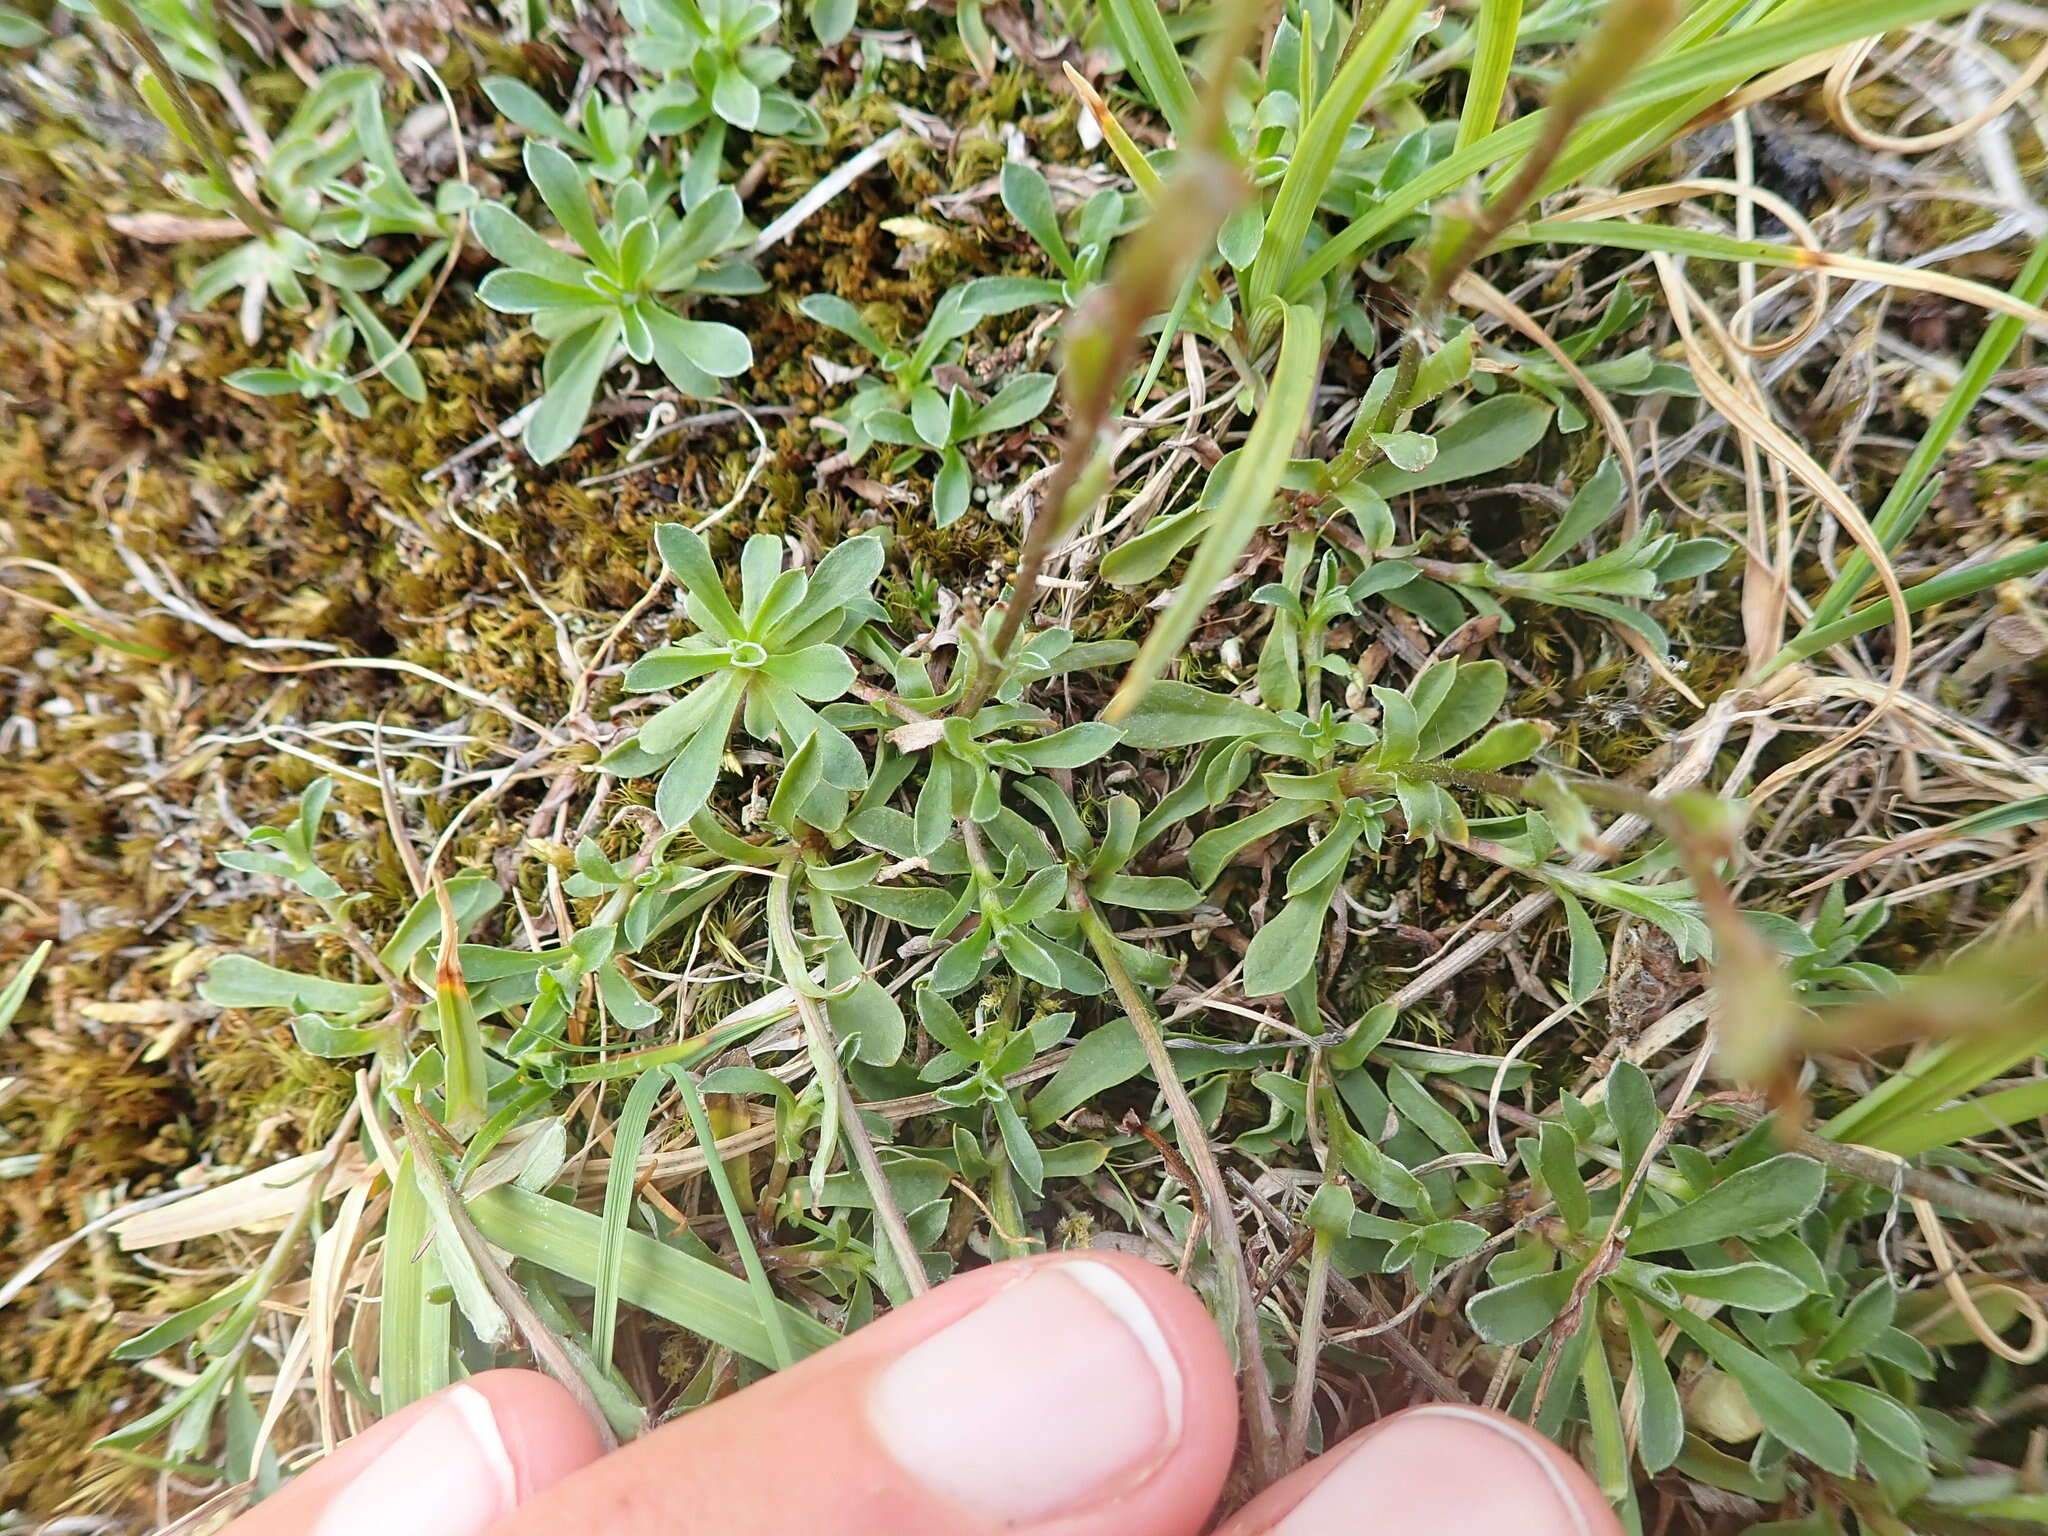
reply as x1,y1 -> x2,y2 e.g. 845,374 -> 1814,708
2,0 -> 2047,1529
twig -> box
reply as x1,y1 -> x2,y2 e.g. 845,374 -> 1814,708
768,864 -> 929,1296
1226,1170 -> 1467,1402
746,128 -> 904,256
91,0 -> 277,239
1284,1235 -> 1332,1471
794,983 -> 930,1295
1722,1103 -> 2048,1236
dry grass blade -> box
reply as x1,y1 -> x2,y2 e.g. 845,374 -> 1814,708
1532,191 -> 2048,329
1647,257 -> 1915,800
1824,28 -> 2048,153
110,1148 -> 374,1250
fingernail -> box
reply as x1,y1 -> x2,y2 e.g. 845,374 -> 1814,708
314,1384 -> 520,1536
866,1258 -> 1185,1523
1267,1407 -> 1596,1536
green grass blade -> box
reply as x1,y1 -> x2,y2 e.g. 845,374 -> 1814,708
671,1066 -> 794,1370
1510,220 -> 2047,330
0,941 -> 50,1035
1941,795 -> 2048,840
468,1184 -> 838,1367
1795,236 -> 2048,640
1866,1078 -> 2048,1159
592,1066 -> 667,1371
1106,301 -> 1322,719
1099,0 -> 1198,143
1456,0 -> 1523,152
1542,0 -> 1788,189
380,1151 -> 454,1413
1288,0 -> 1988,297
1246,0 -> 1428,317
1767,540 -> 2048,672
1824,1035 -> 2048,1148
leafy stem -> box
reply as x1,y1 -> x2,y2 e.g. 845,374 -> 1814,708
392,1089 -> 621,1444
94,0 -> 279,239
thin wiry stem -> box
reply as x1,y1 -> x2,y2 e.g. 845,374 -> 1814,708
1284,1235 -> 1331,1471
1721,1103 -> 2048,1237
1427,0 -> 1678,306
1073,889 -> 1283,1485
770,862 -> 930,1296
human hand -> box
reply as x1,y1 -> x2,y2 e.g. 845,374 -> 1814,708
220,1252 -> 1616,1536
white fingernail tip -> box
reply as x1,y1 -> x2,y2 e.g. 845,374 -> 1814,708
1060,1259 -> 1185,1438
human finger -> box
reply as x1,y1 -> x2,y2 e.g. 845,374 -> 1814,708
1213,1404 -> 1622,1536
486,1249 -> 1237,1536
218,1369 -> 606,1536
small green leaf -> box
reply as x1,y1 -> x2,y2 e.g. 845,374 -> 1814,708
201,956 -> 386,1015
527,319 -> 617,464
1518,457 -> 1623,572
647,314 -> 753,378
1414,660 -> 1507,759
1537,1121 -> 1591,1233
997,722 -> 1122,769
967,372 -> 1056,437
524,140 -> 608,264
1629,1155 -> 1825,1252
1619,1293 -> 1684,1472
1360,396 -> 1553,498
934,447 -> 971,527
1449,720 -> 1545,771
1468,1265 -> 1581,1347
1029,1017 -> 1147,1125
993,1093 -> 1045,1194
654,523 -> 745,638
1090,874 -> 1203,911
1369,431 -> 1437,472
1112,682 -> 1290,749
1605,1059 -> 1659,1178
1324,1089 -> 1431,1212
914,987 -> 977,1058
1244,873 -> 1341,996
1558,889 -> 1604,1004
1659,1306 -> 1856,1476
290,1013 -> 388,1057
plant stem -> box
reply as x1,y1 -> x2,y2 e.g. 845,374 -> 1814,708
1427,0 -> 1679,305
93,0 -> 277,239
968,154 -> 1240,713
393,1093 -> 621,1445
1072,890 -> 1284,1484
769,860 -> 930,1296
1284,1234 -> 1331,1471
